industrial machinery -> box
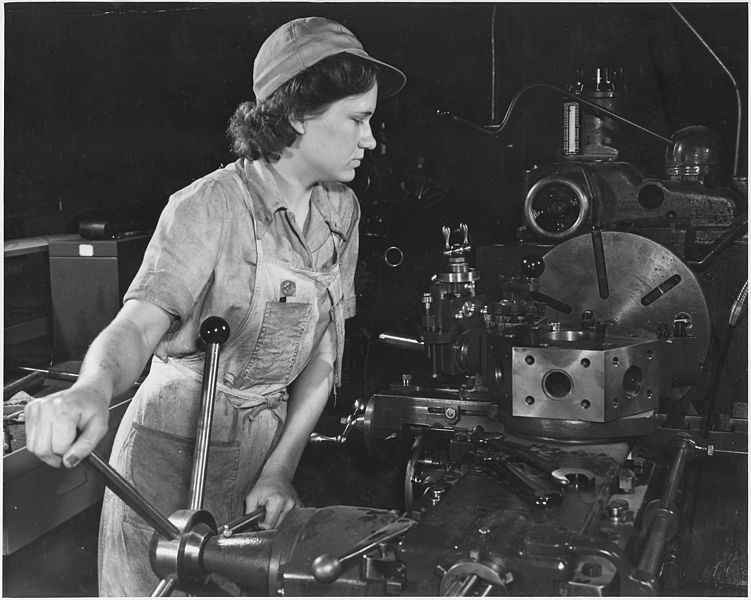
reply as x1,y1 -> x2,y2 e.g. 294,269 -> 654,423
81,279 -> 746,596
15,5 -> 747,597
46,190 -> 748,593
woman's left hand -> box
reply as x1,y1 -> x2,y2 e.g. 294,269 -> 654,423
245,472 -> 302,530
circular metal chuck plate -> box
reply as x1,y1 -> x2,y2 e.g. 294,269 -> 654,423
509,231 -> 710,440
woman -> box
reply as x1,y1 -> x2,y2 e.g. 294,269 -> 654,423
24,16 -> 405,596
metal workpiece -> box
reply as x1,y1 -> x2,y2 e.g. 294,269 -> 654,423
511,336 -> 664,423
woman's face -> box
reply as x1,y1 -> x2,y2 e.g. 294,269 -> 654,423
294,84 -> 378,184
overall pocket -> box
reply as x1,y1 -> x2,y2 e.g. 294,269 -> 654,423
122,423 -> 241,530
241,301 -> 311,384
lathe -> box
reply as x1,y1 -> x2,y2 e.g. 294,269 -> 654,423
78,59 -> 746,596
6,4 -> 746,597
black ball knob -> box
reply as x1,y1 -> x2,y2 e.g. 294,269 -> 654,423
199,317 -> 230,345
521,254 -> 545,278
312,553 -> 342,583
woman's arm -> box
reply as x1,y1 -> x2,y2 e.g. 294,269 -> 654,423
245,322 -> 336,529
24,299 -> 172,468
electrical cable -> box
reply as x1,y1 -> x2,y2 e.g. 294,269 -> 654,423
701,280 -> 748,438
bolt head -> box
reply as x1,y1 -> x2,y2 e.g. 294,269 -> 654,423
581,562 -> 603,578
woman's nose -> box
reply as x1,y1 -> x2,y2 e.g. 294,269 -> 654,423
360,124 -> 377,150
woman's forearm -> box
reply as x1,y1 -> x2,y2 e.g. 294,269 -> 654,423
260,323 -> 336,479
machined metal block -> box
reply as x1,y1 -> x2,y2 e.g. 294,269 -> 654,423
512,337 -> 664,422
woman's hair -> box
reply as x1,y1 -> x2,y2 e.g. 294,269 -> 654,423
228,53 -> 379,162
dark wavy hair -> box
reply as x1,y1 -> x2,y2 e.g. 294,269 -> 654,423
227,53 -> 379,162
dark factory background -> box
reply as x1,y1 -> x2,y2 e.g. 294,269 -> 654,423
5,2 -> 747,238
3,2 -> 748,597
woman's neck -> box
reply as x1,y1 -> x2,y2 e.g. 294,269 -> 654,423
266,159 -> 313,228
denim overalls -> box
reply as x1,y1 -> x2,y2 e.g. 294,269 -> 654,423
98,167 -> 346,596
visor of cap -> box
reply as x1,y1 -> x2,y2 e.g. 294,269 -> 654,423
253,17 -> 406,101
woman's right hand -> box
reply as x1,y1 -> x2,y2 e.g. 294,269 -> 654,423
24,385 -> 110,469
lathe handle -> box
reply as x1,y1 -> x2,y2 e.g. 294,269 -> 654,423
311,516 -> 416,583
189,316 -> 230,510
378,332 -> 425,351
309,399 -> 366,445
84,316 -> 231,598
84,451 -> 179,541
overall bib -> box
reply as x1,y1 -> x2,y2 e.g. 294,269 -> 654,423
98,172 -> 346,597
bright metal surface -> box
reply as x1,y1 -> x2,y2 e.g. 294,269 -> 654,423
536,231 -> 710,391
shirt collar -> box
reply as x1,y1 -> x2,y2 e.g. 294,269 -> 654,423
241,159 -> 349,241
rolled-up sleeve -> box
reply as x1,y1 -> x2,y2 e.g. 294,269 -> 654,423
124,178 -> 229,324
340,194 -> 361,320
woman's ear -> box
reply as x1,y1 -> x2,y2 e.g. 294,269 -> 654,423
288,114 -> 306,136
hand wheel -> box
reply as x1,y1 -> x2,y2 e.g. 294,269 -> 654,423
82,316 -> 263,596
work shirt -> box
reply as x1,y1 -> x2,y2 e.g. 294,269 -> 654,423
124,157 -> 360,386
102,158 -> 360,596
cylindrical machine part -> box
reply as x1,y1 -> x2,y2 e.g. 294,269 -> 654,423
639,516 -> 674,576
637,436 -> 697,575
85,452 -> 180,540
379,333 -> 425,352
201,531 -> 276,593
662,440 -> 694,508
152,577 -> 177,596
189,317 -> 230,510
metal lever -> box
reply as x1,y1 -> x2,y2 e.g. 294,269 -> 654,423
189,316 -> 230,510
83,317 -> 232,598
151,577 -> 177,597
218,506 -> 266,537
309,399 -> 366,444
460,222 -> 469,245
378,332 -> 425,352
442,223 -> 472,257
151,317 -> 230,596
84,451 -> 179,540
311,516 -> 416,583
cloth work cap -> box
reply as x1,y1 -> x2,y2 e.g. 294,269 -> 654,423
253,16 -> 406,102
